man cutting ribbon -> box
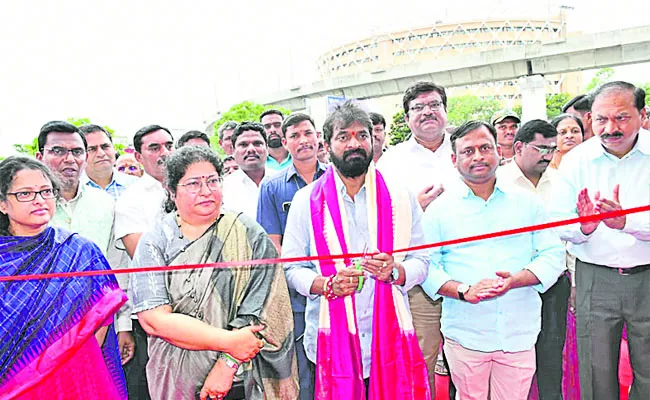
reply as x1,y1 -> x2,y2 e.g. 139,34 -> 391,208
282,100 -> 431,400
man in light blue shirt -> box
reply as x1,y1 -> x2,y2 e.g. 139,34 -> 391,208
420,120 -> 564,400
79,124 -> 138,200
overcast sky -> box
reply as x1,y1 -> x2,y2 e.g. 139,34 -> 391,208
1,0 -> 649,155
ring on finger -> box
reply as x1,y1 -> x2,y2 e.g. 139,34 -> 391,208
382,261 -> 387,271
349,277 -> 353,284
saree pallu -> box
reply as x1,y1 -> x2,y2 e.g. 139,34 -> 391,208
0,227 -> 127,399
146,212 -> 298,400
309,165 -> 430,400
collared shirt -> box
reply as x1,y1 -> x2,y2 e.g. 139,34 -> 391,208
81,169 -> 139,200
257,161 -> 328,313
222,168 -> 266,220
51,184 -> 115,255
550,130 -> 650,268
282,171 -> 429,378
377,135 -> 458,206
114,173 -> 167,242
266,153 -> 292,172
420,179 -> 565,353
496,160 -> 558,205
113,173 -> 167,331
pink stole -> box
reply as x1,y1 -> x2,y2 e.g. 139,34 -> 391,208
309,165 -> 430,400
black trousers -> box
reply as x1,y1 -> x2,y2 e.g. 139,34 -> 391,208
535,272 -> 571,400
123,319 -> 151,400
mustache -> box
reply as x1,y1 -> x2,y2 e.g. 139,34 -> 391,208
343,148 -> 368,159
470,162 -> 489,169
601,132 -> 624,139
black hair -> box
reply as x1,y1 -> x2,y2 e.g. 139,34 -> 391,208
133,125 -> 172,153
369,112 -> 386,129
562,94 -> 592,113
0,156 -> 61,235
514,119 -> 558,144
592,81 -> 646,111
163,146 -> 223,213
259,109 -> 284,122
79,124 -> 113,142
177,130 -> 210,148
322,100 -> 373,144
38,121 -> 87,152
281,113 -> 316,137
550,113 -> 585,138
230,122 -> 267,147
218,121 -> 238,137
450,121 -> 497,153
402,81 -> 448,115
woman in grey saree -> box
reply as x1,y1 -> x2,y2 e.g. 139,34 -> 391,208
130,146 -> 298,400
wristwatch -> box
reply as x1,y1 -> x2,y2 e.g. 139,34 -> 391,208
457,283 -> 470,301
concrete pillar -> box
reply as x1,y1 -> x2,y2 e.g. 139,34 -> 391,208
518,74 -> 547,122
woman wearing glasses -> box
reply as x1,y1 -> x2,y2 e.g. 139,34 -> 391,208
0,156 -> 128,399
129,146 -> 298,400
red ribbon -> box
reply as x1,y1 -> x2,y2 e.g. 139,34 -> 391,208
1,205 -> 649,282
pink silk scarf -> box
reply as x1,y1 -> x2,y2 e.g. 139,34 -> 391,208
309,164 -> 430,400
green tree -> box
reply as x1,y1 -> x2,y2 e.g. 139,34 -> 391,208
211,101 -> 291,153
388,110 -> 411,146
546,93 -> 572,119
447,95 -> 502,126
13,137 -> 39,157
585,67 -> 615,92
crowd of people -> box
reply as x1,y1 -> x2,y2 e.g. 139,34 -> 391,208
0,79 -> 648,400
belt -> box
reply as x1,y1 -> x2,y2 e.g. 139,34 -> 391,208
585,261 -> 650,276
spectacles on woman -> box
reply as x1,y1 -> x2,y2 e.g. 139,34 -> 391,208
7,188 -> 59,202
178,175 -> 222,194
118,165 -> 140,172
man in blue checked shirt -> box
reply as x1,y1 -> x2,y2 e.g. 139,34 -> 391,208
420,120 -> 564,400
79,124 -> 138,200
257,112 -> 327,400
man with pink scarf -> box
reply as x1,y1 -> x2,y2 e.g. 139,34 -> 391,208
282,101 -> 431,400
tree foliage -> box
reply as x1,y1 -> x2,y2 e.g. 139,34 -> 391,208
388,110 -> 411,146
211,101 -> 292,152
585,67 -> 615,92
545,93 -> 572,119
447,95 -> 502,126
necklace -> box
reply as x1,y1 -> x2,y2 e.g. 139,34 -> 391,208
292,174 -> 307,191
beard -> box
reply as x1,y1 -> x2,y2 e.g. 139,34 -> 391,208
267,136 -> 283,149
330,148 -> 373,178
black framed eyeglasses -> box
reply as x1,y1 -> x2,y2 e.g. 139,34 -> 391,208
7,188 -> 59,202
44,146 -> 86,158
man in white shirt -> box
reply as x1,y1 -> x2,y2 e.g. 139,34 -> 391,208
551,81 -> 650,400
377,81 -> 456,399
497,119 -> 570,400
222,121 -> 269,220
114,124 -> 175,400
